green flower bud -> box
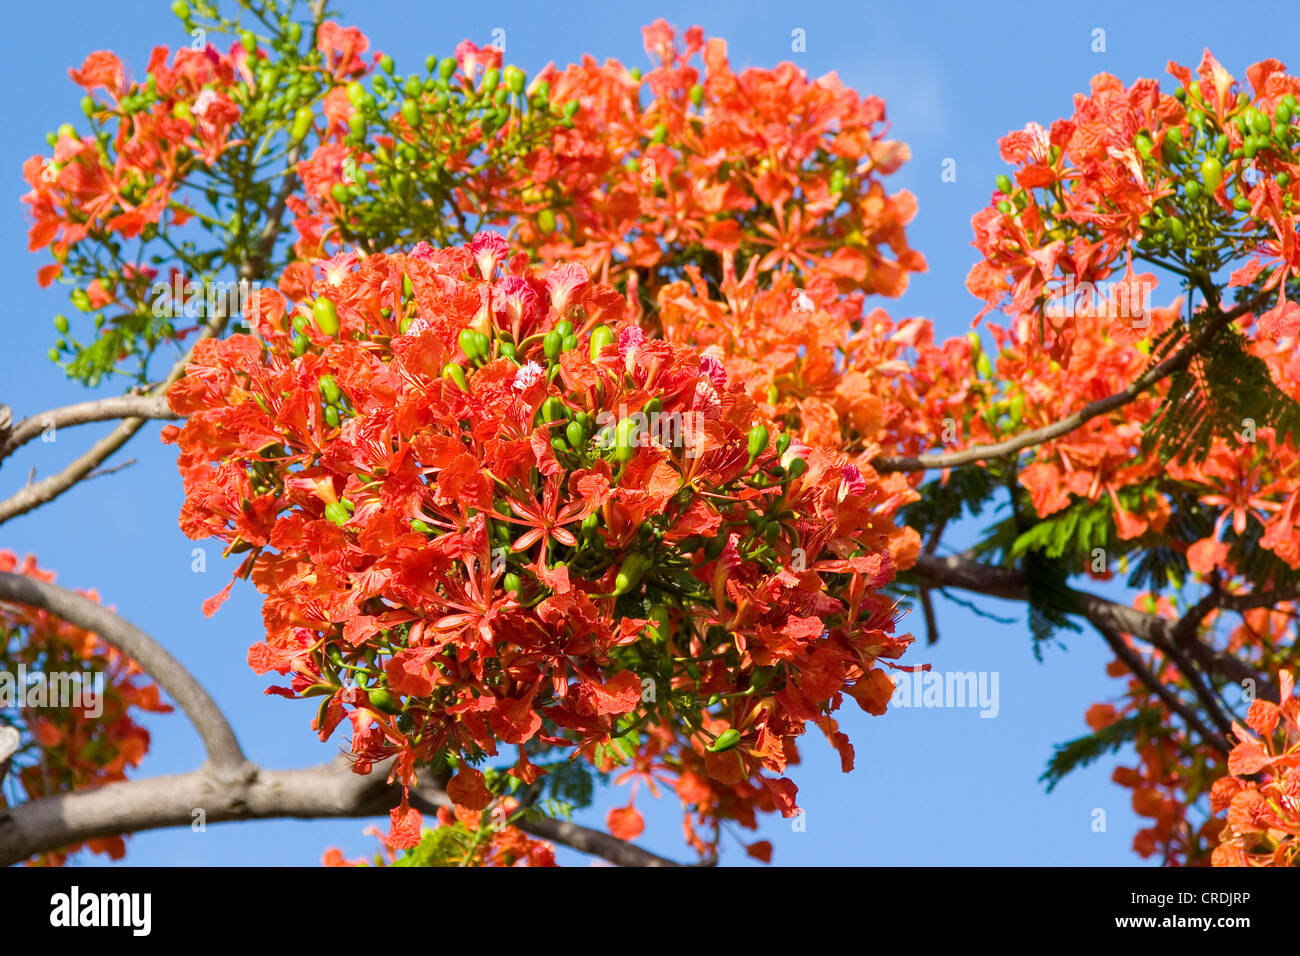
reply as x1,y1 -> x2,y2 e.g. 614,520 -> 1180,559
747,424 -> 769,461
995,174 -> 1014,194
325,501 -> 349,525
1200,157 -> 1223,192
543,330 -> 562,362
786,457 -> 808,478
442,361 -> 468,390
612,553 -> 649,596
367,688 -> 403,715
689,83 -> 705,106
589,324 -> 614,359
709,729 -> 741,752
290,106 -> 314,143
53,314 -> 69,334
504,65 -> 526,94
613,417 -> 639,463
318,374 -> 341,405
540,396 -> 567,422
313,297 -> 339,336
458,327 -> 484,361
502,572 -> 522,594
323,406 -> 340,428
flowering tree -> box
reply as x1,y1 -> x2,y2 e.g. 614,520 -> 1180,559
4,0 -> 1299,867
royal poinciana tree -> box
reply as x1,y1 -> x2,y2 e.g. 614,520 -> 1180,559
3,0 -> 1299,867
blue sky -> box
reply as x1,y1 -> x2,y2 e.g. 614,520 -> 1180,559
3,0 -> 1294,866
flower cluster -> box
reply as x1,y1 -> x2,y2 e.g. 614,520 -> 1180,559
501,20 -> 925,303
1212,671 -> 1300,866
968,51 -> 1300,364
485,20 -> 972,506
0,551 -> 171,865
324,800 -> 557,867
969,52 -> 1300,867
22,43 -> 252,290
164,234 -> 912,855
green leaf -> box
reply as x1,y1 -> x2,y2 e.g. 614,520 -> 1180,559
1039,710 -> 1164,792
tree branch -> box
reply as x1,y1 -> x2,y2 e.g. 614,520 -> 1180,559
517,814 -> 709,867
0,573 -> 245,770
0,754 -> 702,867
873,296 -> 1257,474
0,726 -> 18,785
407,781 -> 701,867
1089,621 -> 1230,753
907,552 -> 1273,697
0,309 -> 226,527
0,395 -> 177,465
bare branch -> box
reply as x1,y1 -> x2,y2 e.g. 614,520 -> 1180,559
1,754 -> 703,867
873,299 -> 1255,474
518,814 -> 708,867
0,310 -> 227,527
0,573 -> 245,770
0,760 -> 383,866
0,418 -> 150,525
0,726 -> 18,783
1090,621 -> 1230,754
82,458 -> 138,482
907,552 -> 1273,697
0,395 -> 176,465
407,781 -> 700,867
